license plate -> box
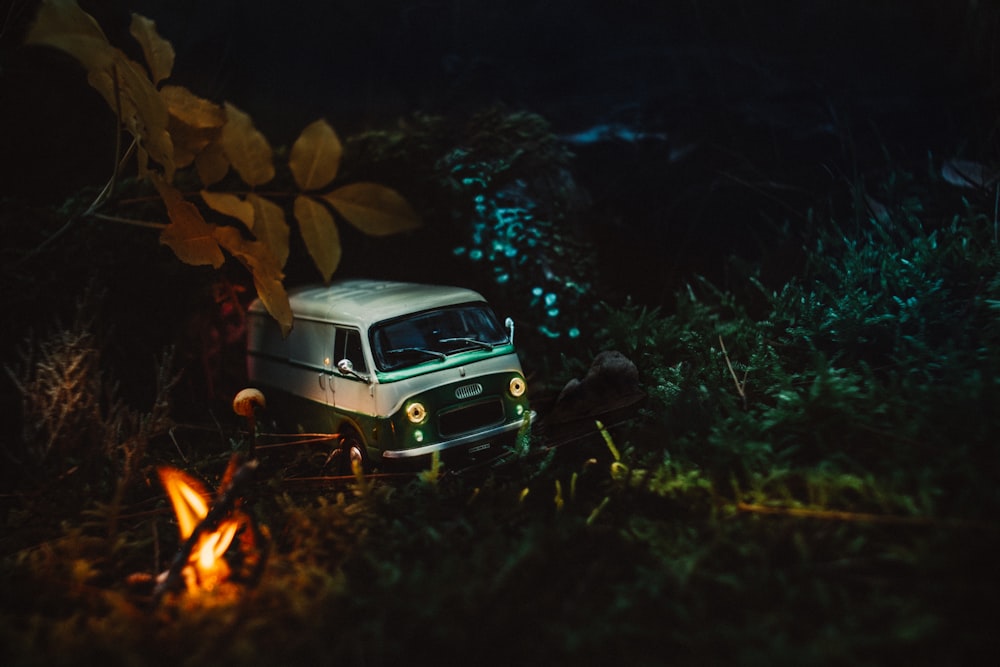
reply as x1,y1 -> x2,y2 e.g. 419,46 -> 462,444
468,443 -> 491,454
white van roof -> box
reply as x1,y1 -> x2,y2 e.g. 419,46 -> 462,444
250,279 -> 488,328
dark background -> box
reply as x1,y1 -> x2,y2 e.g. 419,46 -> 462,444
2,0 -> 998,302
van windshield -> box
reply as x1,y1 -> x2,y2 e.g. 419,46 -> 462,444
371,304 -> 509,372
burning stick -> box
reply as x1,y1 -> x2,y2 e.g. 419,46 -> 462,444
153,456 -> 266,602
148,390 -> 272,602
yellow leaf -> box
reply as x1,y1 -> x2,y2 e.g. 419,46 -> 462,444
214,226 -> 292,337
153,176 -> 224,268
167,118 -> 216,168
161,85 -> 225,129
321,182 -> 422,236
26,1 -> 175,180
289,119 -> 342,191
24,0 -> 113,72
201,191 -> 255,229
294,196 -> 342,282
196,141 -> 230,186
162,86 -> 224,169
129,13 -> 174,85
85,50 -> 175,180
220,102 -> 274,187
247,193 -> 289,267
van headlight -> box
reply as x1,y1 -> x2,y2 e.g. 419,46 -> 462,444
406,402 -> 427,423
509,376 -> 526,397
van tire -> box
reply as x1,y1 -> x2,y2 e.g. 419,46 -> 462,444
339,426 -> 369,474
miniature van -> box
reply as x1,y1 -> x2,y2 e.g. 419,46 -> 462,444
246,279 -> 531,470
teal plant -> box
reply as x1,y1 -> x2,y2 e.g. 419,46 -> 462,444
348,109 -> 599,350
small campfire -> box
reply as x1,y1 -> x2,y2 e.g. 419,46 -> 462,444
149,389 -> 270,600
153,455 -> 267,600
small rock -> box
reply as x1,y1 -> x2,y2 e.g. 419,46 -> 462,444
548,350 -> 642,423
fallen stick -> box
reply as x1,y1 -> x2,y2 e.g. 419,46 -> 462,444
736,502 -> 998,530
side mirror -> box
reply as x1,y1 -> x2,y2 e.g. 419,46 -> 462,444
504,317 -> 515,346
337,358 -> 370,383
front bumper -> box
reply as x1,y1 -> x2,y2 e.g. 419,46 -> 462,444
381,412 -> 533,460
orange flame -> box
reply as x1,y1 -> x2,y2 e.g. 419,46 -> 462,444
158,466 -> 240,592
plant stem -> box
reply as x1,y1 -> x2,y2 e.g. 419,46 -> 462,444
719,336 -> 748,409
86,141 -> 137,216
16,141 -> 138,267
118,190 -> 301,207
90,213 -> 166,230
109,64 -> 123,204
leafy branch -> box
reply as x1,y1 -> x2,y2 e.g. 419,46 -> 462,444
25,0 -> 421,334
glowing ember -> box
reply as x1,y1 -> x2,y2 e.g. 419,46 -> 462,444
158,466 -> 240,593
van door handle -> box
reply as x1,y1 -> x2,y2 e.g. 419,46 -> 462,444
318,372 -> 326,388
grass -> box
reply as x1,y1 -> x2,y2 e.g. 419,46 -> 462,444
1,145 -> 999,666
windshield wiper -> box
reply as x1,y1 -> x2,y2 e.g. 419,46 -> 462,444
385,347 -> 447,361
439,337 -> 494,351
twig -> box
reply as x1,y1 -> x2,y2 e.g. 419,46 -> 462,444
254,434 -> 339,450
84,140 -> 138,217
283,471 -> 418,484
16,136 -> 137,267
152,457 -> 259,603
152,521 -> 160,574
718,170 -> 810,223
209,409 -> 227,447
168,427 -> 189,463
118,189 -> 300,207
736,502 -> 998,530
718,335 -> 748,409
89,213 -> 166,230
109,64 -> 124,204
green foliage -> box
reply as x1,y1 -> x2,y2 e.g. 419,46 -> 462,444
592,162 -> 1000,521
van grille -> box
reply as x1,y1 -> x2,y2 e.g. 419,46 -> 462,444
455,382 -> 483,400
439,399 -> 504,437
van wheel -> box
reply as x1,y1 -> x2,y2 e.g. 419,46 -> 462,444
339,427 -> 369,474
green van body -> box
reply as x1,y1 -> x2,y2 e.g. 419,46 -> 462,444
246,279 -> 531,468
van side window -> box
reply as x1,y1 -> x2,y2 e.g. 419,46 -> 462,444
334,327 -> 368,375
